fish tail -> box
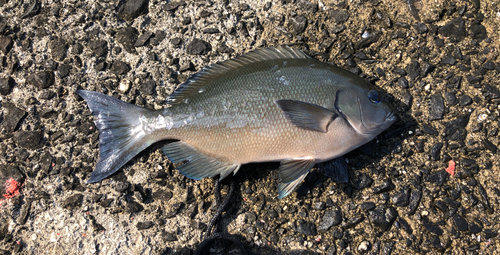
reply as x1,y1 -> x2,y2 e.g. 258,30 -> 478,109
76,90 -> 160,183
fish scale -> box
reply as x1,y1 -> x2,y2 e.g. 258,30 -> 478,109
77,46 -> 396,199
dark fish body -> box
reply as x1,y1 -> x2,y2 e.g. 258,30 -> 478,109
77,47 -> 395,198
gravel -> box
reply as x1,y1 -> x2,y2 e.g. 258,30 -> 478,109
0,0 -> 499,254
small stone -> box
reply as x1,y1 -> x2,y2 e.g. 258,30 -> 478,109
428,93 -> 445,121
438,18 -> 466,41
134,31 -> 153,47
186,39 -> 211,55
290,15 -> 307,34
351,173 -> 373,190
422,217 -> 443,235
397,78 -> 408,89
318,208 -> 342,232
218,44 -> 234,54
459,95 -> 472,106
392,188 -> 410,207
126,200 -> 143,213
152,190 -> 173,201
372,179 -> 394,194
15,131 -> 42,149
48,38 -> 68,61
114,181 -> 130,193
27,71 -> 55,89
430,143 -> 443,161
482,139 -> 497,153
140,79 -> 156,95
136,221 -> 153,230
63,193 -> 84,209
118,0 -> 149,22
329,9 -> 349,23
110,61 -> 130,75
202,28 -> 220,34
441,55 -> 456,65
369,206 -> 397,232
358,241 -> 370,252
408,189 -> 422,215
116,27 -> 139,54
360,202 -> 376,210
0,36 -> 13,54
296,220 -> 317,236
78,122 -> 96,135
161,231 -> 177,241
444,114 -> 470,141
0,77 -> 14,95
470,24 -> 487,42
57,64 -> 70,78
298,0 -> 317,13
452,214 -> 468,231
1,103 -> 26,132
164,1 -> 186,12
421,123 -> 438,136
170,38 -> 182,47
483,61 -> 495,70
425,170 -> 448,186
88,40 -> 108,57
71,43 -> 84,55
413,23 -> 428,34
466,75 -> 482,84
406,61 -> 420,81
444,92 -> 457,106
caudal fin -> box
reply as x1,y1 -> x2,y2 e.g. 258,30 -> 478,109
76,90 -> 157,183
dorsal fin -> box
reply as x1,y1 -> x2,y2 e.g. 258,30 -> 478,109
167,46 -> 311,105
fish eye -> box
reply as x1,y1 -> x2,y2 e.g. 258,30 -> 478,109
368,90 -> 380,104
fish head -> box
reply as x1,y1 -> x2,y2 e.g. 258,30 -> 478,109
335,84 -> 396,137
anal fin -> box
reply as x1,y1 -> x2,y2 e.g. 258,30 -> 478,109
161,142 -> 240,180
317,157 -> 349,183
278,158 -> 316,199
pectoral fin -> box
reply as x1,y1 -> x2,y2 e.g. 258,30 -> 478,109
162,142 -> 240,180
317,157 -> 349,183
278,158 -> 316,199
275,99 -> 338,133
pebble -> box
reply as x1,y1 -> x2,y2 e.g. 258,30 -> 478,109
15,130 -> 42,149
406,61 -> 420,81
422,217 -> 443,235
408,189 -> 422,215
290,15 -> 307,34
1,103 -> 26,132
444,114 -> 470,141
351,173 -> 373,190
118,0 -> 149,22
136,221 -> 153,230
48,38 -> 68,61
413,23 -> 428,34
161,231 -> 177,241
459,95 -> 472,106
88,40 -> 108,57
318,208 -> 342,232
443,92 -> 457,106
27,71 -> 55,89
392,188 -> 410,207
116,27 -> 139,54
328,9 -> 349,23
369,206 -> 397,232
430,143 -> 443,161
372,179 -> 394,194
110,61 -> 130,75
296,220 -> 317,236
0,36 -> 13,54
62,193 -> 84,209
428,93 -> 445,120
438,18 -> 466,41
140,79 -> 156,95
126,200 -> 143,213
57,64 -> 70,78
452,214 -> 468,231
360,202 -> 375,211
186,39 -> 211,55
441,55 -> 456,65
134,31 -> 153,47
202,28 -> 220,34
0,77 -> 14,95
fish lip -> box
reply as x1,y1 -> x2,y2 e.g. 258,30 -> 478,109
386,111 -> 397,122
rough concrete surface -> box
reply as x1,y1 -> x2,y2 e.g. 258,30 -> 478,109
0,0 -> 500,254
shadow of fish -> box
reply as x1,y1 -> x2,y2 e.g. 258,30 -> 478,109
77,46 -> 396,199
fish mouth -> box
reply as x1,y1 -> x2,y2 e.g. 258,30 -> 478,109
386,111 -> 397,122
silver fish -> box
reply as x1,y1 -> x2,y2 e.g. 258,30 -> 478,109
77,46 -> 396,198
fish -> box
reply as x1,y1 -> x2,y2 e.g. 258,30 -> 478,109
76,46 -> 396,199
